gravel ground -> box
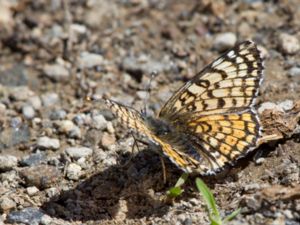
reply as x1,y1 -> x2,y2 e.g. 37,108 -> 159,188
0,0 -> 300,224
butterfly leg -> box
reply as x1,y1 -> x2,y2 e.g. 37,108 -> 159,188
159,155 -> 167,184
118,132 -> 143,168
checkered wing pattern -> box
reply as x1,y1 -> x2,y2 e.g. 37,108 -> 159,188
159,41 -> 262,118
159,41 -> 263,173
104,98 -> 151,136
105,98 -> 197,170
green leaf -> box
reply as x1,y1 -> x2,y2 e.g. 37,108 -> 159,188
223,208 -> 241,223
196,178 -> 220,218
167,186 -> 183,198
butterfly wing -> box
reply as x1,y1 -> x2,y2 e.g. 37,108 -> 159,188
185,111 -> 261,173
104,98 -> 195,171
158,41 -> 264,174
104,98 -> 150,135
159,41 -> 263,120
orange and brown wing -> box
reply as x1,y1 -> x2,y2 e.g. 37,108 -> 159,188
186,111 -> 261,173
104,98 -> 150,135
158,41 -> 264,174
104,98 -> 195,171
159,41 -> 263,121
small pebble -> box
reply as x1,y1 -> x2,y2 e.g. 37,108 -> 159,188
244,183 -> 261,192
45,187 -> 59,198
37,136 -> 60,150
0,103 -> 6,115
49,109 -> 67,120
65,146 -> 93,159
101,132 -> 116,149
19,165 -> 61,189
41,92 -> 59,107
91,114 -> 107,130
73,113 -> 88,126
136,91 -> 148,100
22,105 -> 35,119
278,33 -> 300,55
77,157 -> 88,169
122,56 -> 169,77
0,122 -> 30,148
10,116 -> 22,128
0,197 -> 16,212
243,195 -> 261,211
107,121 -> 115,134
27,96 -> 42,110
20,152 -> 46,166
1,171 -> 18,183
213,32 -> 237,51
6,207 -> 44,225
79,52 -> 104,69
26,186 -> 39,196
56,120 -> 75,133
255,157 -> 265,165
257,102 -> 283,114
0,155 -> 18,172
278,99 -> 294,111
288,67 -> 300,77
9,86 -> 34,101
283,209 -> 293,219
70,23 -> 87,34
43,64 -> 70,82
56,120 -> 81,138
40,214 -> 53,225
66,163 -> 82,180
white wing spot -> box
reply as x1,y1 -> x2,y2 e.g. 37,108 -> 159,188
227,50 -> 235,58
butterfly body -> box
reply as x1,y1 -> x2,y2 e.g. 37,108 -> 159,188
105,41 -> 264,174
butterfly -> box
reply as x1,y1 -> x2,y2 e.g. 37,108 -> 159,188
104,40 -> 264,174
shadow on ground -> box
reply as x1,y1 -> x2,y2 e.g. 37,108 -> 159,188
41,149 -> 181,221
41,143 -> 275,222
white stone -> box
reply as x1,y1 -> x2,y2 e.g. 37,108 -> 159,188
22,105 -> 35,119
288,67 -> 300,77
56,120 -> 81,138
91,114 -> 107,130
66,163 -> 82,180
26,186 -> 39,196
27,96 -> 42,110
278,33 -> 300,55
70,23 -> 87,34
9,86 -> 34,101
43,64 -> 70,82
213,32 -> 237,51
258,102 -> 283,114
41,92 -> 59,107
40,214 -> 53,225
79,52 -> 104,69
0,197 -> 16,211
37,137 -> 60,150
0,155 -> 18,171
278,100 -> 294,111
65,147 -> 93,159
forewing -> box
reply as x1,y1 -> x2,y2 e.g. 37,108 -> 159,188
104,98 -> 151,135
186,110 -> 261,173
104,98 -> 196,171
159,41 -> 263,121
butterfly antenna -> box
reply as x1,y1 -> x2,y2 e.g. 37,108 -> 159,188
142,71 -> 158,116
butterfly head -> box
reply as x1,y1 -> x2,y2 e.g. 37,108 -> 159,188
144,116 -> 172,137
